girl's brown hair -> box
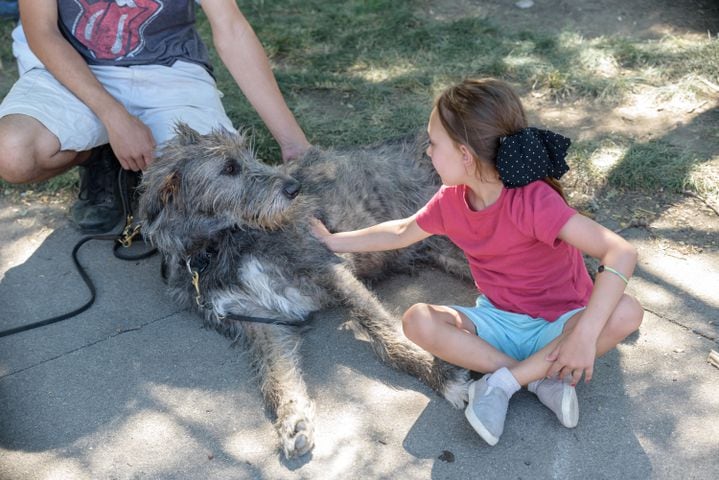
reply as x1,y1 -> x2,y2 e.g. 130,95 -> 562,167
434,78 -> 566,200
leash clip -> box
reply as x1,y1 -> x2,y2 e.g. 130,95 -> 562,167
185,258 -> 204,307
119,214 -> 142,248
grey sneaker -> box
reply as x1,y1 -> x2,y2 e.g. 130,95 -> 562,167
69,145 -> 123,234
464,376 -> 509,446
528,378 -> 579,428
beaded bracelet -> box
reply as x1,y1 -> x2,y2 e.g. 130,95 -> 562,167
598,265 -> 629,285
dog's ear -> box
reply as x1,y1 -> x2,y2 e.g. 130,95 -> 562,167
159,171 -> 181,206
174,122 -> 201,146
138,169 -> 182,227
138,168 -> 188,254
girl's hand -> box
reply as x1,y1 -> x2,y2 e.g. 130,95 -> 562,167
310,218 -> 333,245
545,330 -> 597,385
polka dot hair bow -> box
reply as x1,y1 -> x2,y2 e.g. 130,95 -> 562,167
495,127 -> 571,188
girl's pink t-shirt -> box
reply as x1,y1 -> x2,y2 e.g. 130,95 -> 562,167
416,181 -> 593,322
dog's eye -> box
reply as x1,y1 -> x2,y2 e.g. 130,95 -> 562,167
222,160 -> 238,176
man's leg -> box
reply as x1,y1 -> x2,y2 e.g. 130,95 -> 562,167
0,66 -> 123,233
0,114 -> 122,233
0,114 -> 85,184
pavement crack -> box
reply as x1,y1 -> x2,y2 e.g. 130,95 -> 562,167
0,309 -> 186,381
644,306 -> 718,343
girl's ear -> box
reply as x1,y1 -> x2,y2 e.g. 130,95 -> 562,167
458,144 -> 474,167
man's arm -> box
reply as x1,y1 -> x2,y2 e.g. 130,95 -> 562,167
200,0 -> 310,162
18,0 -> 155,170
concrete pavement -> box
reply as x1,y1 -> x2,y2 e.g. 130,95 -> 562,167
0,197 -> 717,479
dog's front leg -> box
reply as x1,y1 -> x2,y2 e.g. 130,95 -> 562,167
327,264 -> 469,408
239,323 -> 315,459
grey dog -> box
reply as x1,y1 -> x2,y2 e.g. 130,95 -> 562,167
138,125 -> 472,459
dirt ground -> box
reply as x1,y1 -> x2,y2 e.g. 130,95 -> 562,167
2,0 -> 718,301
432,0 -> 719,39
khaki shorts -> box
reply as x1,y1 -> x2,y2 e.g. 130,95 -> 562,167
0,24 -> 235,152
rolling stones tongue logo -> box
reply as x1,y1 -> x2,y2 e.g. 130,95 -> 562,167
73,0 -> 163,60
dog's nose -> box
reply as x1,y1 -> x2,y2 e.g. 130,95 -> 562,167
282,179 -> 301,199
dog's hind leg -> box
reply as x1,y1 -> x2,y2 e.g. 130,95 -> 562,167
327,264 -> 469,408
240,324 -> 315,459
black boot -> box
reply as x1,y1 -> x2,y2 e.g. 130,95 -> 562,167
69,145 -> 123,234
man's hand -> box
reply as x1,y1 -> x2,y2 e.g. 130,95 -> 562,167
281,140 -> 311,163
545,329 -> 597,386
103,109 -> 156,171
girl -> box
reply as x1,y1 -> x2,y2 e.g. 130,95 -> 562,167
312,78 -> 643,446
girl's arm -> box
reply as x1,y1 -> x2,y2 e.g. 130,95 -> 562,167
546,213 -> 638,383
311,214 -> 432,253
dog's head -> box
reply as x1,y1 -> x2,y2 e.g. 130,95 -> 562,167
138,124 -> 303,254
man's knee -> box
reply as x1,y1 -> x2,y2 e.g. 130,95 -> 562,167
402,303 -> 435,343
0,133 -> 35,183
608,294 -> 644,338
0,116 -> 64,183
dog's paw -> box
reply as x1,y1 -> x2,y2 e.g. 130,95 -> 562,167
442,367 -> 471,409
278,413 -> 315,458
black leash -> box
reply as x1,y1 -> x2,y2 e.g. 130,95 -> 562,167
0,170 -> 156,339
0,168 -> 306,338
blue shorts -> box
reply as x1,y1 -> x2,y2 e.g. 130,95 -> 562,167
452,296 -> 585,361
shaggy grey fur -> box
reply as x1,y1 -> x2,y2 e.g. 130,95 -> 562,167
138,125 -> 472,459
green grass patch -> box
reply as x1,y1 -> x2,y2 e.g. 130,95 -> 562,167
608,140 -> 716,199
565,137 -> 718,203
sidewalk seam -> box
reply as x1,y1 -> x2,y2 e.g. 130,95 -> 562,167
0,309 -> 186,381
644,306 -> 718,343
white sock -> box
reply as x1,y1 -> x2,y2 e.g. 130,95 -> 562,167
486,367 -> 521,398
527,379 -> 542,394
528,376 -> 570,394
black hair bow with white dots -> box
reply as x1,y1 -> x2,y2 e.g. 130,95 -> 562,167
495,127 -> 571,188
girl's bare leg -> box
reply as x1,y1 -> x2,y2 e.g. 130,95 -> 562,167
402,303 -> 518,372
510,294 -> 643,386
402,294 -> 643,385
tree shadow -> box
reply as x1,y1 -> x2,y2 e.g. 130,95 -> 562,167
0,1 -> 717,477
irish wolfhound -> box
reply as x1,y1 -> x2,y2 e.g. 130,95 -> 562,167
138,125 -> 472,459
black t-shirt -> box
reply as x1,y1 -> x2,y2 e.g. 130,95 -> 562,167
57,0 -> 211,72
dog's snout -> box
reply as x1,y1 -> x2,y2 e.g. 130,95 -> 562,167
282,179 -> 301,199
